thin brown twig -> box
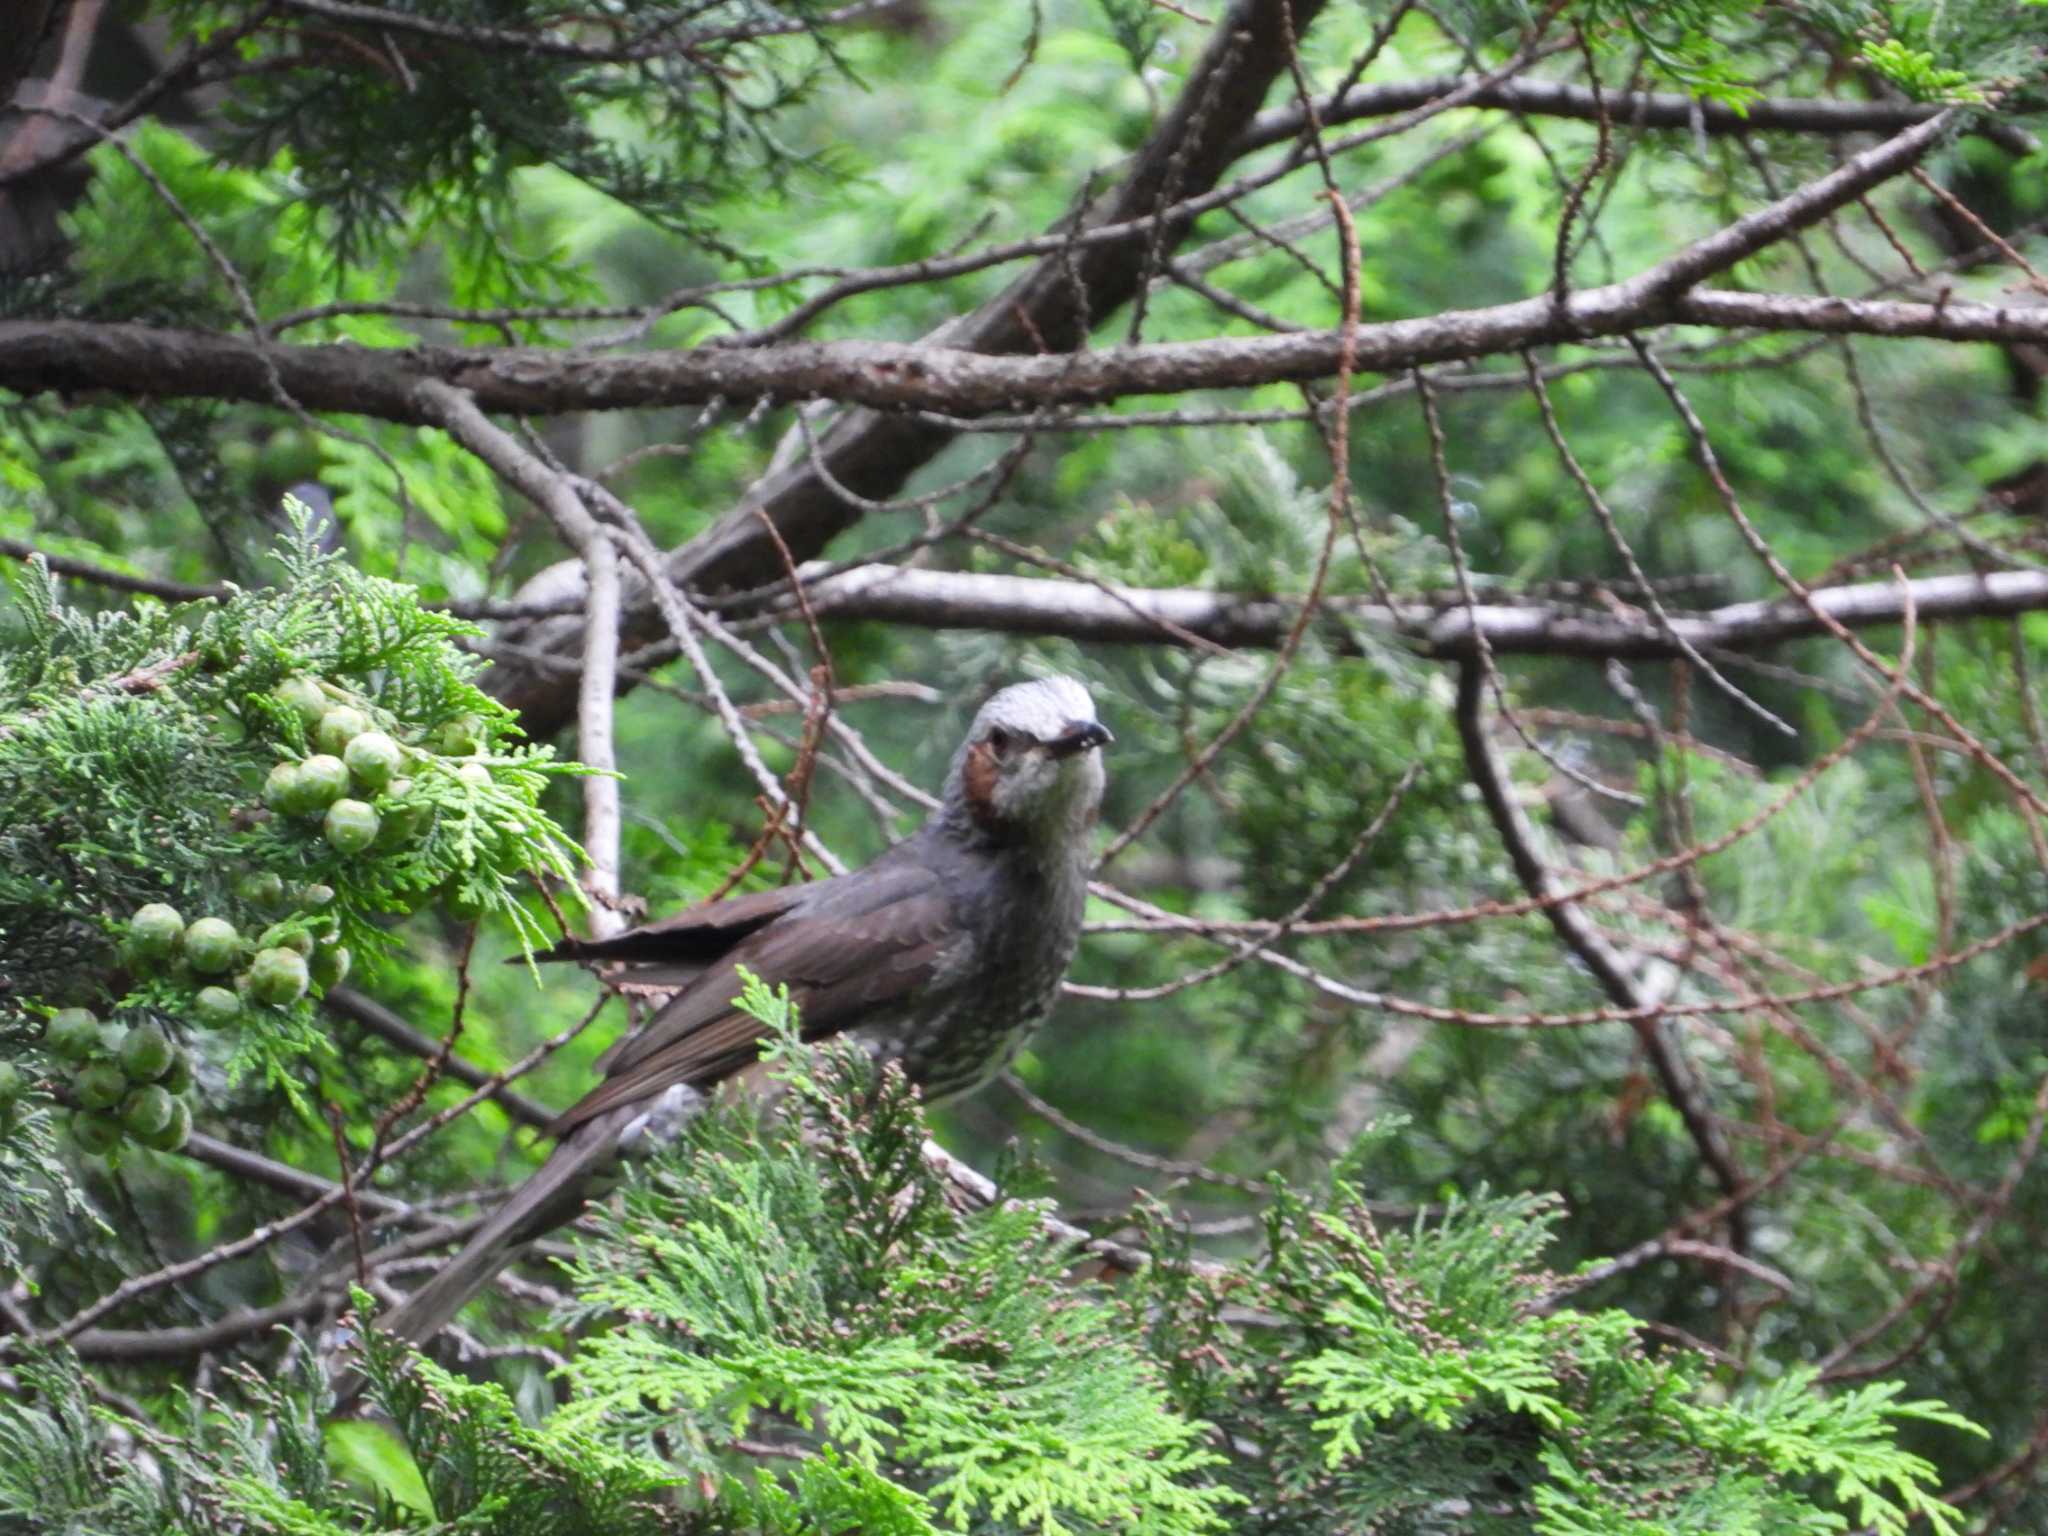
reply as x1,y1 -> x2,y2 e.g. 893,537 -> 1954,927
326,1104 -> 370,1287
364,924 -> 480,1165
1549,25 -> 1613,305
1097,185 -> 1362,868
1077,856 -> 2048,1032
1549,1235 -> 1796,1305
1420,367 -> 1644,809
751,506 -> 836,880
1073,764 -> 1417,1009
1520,352 -> 1790,735
27,996 -> 610,1346
964,530 -> 1233,658
1820,1067 -> 2048,1381
1000,1073 -> 1268,1195
598,506 -> 849,875
0,541 -> 225,604
324,989 -> 554,1128
1456,650 -> 1758,1253
1910,167 -> 2048,296
1630,340 -> 2048,876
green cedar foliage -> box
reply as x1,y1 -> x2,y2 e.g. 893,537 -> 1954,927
141,1 -> 857,285
1111,1148 -> 1986,1534
1449,0 -> 2037,106
0,1333 -> 689,1534
551,971 -> 1238,1536
0,505 -> 585,1159
0,983 -> 1981,1534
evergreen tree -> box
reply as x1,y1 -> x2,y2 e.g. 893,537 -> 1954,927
5,0 -> 2048,1528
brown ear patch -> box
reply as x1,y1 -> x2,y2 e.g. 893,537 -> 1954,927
962,737 -> 1002,828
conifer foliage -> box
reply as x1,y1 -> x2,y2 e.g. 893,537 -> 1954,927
6,0 -> 2048,1527
0,955 -> 1983,1534
0,508 -> 584,1175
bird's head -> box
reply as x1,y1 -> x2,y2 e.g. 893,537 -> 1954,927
943,675 -> 1111,847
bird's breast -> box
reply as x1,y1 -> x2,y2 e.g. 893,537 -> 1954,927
865,845 -> 1089,1103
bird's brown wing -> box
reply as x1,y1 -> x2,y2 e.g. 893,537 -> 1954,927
536,883 -> 829,1071
536,883 -> 814,966
545,861 -> 954,1137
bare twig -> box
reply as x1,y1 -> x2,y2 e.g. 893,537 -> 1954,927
415,380 -> 625,930
324,989 -> 554,1129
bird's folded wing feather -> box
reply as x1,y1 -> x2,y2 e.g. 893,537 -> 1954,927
537,882 -> 820,965
546,860 -> 954,1136
543,880 -> 842,1072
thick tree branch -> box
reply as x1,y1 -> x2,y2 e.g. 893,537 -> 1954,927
183,1132 -> 419,1223
0,108 -> 2000,748
484,0 -> 1339,733
0,110 -> 1978,424
1672,286 -> 2048,339
15,278 -> 2041,424
797,564 -> 2048,660
63,1218 -> 488,1362
0,538 -> 224,603
1455,661 -> 1751,1249
1236,76 -> 2035,157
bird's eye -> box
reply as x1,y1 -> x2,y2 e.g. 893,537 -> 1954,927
986,726 -> 1016,757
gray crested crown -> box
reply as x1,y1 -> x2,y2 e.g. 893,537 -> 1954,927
974,675 -> 1099,738
939,675 -> 1109,846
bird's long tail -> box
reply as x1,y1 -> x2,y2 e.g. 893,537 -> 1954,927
329,1123 -> 619,1408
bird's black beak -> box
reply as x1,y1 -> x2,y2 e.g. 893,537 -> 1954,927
1047,719 -> 1113,759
